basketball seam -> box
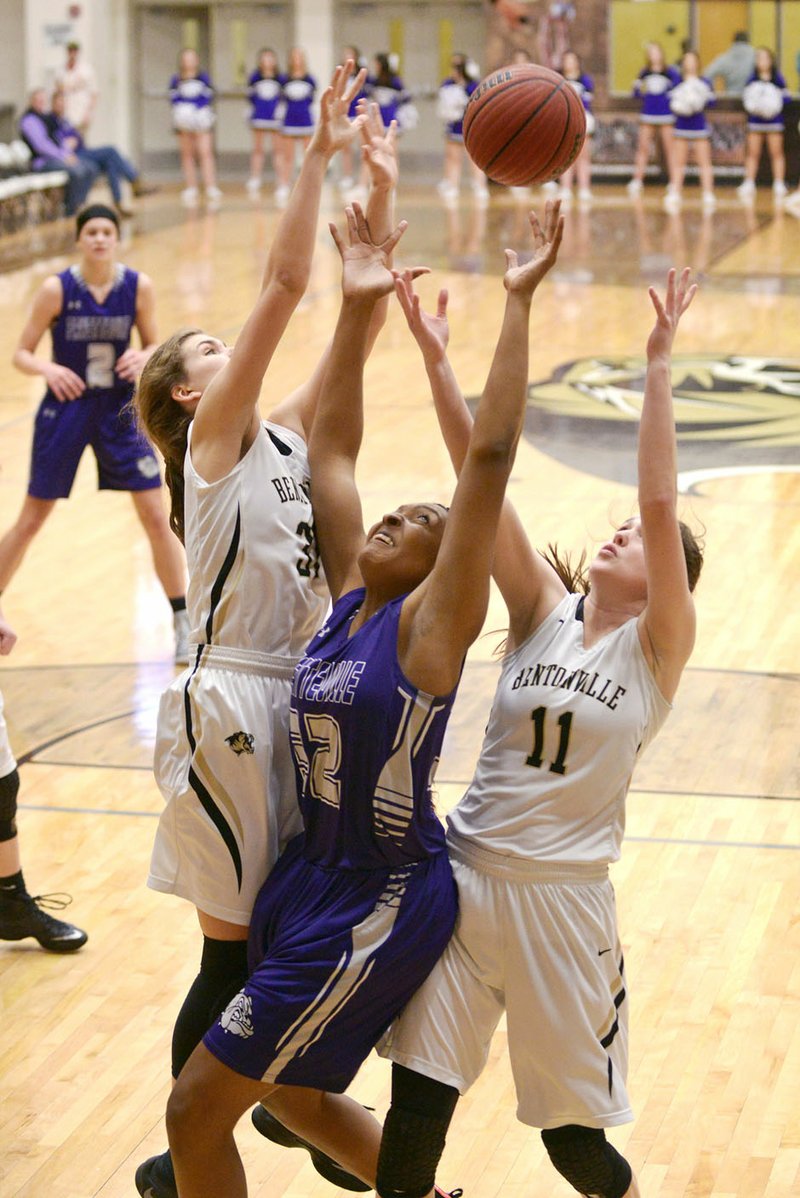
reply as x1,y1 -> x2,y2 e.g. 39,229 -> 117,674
475,78 -> 569,178
535,91 -> 583,183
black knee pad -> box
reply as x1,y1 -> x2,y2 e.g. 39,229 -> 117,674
376,1066 -> 459,1198
0,769 -> 20,842
541,1125 -> 632,1198
171,936 -> 250,1077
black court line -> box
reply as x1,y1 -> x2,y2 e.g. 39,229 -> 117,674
15,709 -> 138,767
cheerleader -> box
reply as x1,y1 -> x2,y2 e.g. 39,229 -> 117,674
557,50 -> 594,204
666,51 -> 716,209
367,54 -> 413,135
339,45 -> 369,194
737,48 -> 789,200
277,47 -> 316,205
628,42 -> 680,196
246,47 -> 286,197
169,47 -> 221,209
436,54 -> 487,205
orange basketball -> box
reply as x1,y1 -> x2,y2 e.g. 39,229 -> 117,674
463,63 -> 587,186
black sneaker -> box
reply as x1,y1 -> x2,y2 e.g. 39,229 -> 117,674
0,891 -> 87,952
135,1151 -> 177,1198
251,1104 -> 372,1191
436,1189 -> 464,1198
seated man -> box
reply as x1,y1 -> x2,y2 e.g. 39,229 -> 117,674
18,86 -> 96,215
49,88 -> 157,218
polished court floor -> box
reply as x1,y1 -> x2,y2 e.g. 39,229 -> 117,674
0,178 -> 798,1197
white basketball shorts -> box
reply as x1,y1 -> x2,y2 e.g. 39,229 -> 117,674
148,645 -> 303,925
381,835 -> 633,1130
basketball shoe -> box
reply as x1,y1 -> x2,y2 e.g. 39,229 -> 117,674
251,1104 -> 372,1190
135,1151 -> 176,1198
251,1106 -> 463,1196
0,889 -> 87,952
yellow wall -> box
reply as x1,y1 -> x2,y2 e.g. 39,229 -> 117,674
610,0 -> 689,93
781,0 -> 800,80
750,0 -> 778,51
697,1 -> 747,67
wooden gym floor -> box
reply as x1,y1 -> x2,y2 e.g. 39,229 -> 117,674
0,180 -> 798,1197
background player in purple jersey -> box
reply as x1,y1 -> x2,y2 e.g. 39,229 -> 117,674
0,204 -> 189,664
163,199 -> 564,1198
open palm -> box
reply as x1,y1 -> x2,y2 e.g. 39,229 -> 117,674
503,200 -> 564,296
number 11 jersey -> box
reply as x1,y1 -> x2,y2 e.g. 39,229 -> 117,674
448,592 -> 671,865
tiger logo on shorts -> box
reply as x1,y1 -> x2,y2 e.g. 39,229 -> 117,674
219,991 -> 254,1039
225,730 -> 255,755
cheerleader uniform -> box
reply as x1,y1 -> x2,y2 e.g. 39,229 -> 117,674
438,77 -> 478,142
203,587 -> 459,1090
281,74 -> 316,137
565,72 -> 594,134
248,70 -> 286,130
743,69 -> 788,134
672,76 -> 715,139
367,74 -> 410,129
633,66 -> 680,125
169,71 -> 215,133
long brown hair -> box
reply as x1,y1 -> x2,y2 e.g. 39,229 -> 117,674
134,328 -> 201,543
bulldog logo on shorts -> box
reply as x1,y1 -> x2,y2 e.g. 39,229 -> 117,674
219,992 -> 254,1039
225,730 -> 255,755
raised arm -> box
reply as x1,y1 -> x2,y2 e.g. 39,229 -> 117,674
190,62 -> 368,481
395,202 -> 567,661
308,205 -> 415,601
398,208 -> 565,696
638,267 -> 698,701
267,102 -> 399,440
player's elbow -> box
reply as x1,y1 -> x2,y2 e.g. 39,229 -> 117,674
268,263 -> 311,300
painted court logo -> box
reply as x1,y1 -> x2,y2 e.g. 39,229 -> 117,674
220,992 -> 254,1039
485,355 -> 800,491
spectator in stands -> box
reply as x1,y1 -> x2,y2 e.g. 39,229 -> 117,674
54,41 -> 98,137
49,88 -> 157,219
18,87 -> 97,215
705,32 -> 756,94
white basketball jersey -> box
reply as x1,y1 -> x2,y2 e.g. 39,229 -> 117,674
448,593 -> 671,864
183,420 -> 327,656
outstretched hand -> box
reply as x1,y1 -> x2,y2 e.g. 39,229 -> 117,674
330,204 -> 427,301
358,100 -> 399,191
394,271 -> 449,365
313,61 -> 369,158
503,199 -> 564,297
647,267 -> 697,360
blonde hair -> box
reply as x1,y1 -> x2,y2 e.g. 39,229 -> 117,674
134,328 -> 201,543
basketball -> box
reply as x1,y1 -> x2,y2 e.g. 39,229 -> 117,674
463,63 -> 587,186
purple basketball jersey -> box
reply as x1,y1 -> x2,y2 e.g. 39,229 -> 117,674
51,265 -> 138,402
290,588 -> 456,870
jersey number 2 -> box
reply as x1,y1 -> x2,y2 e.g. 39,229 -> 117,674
86,342 -> 116,388
290,709 -> 342,808
526,707 -> 573,776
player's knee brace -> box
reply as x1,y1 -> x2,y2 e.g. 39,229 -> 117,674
0,769 -> 20,842
171,936 -> 250,1077
541,1125 -> 632,1198
376,1065 -> 460,1198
